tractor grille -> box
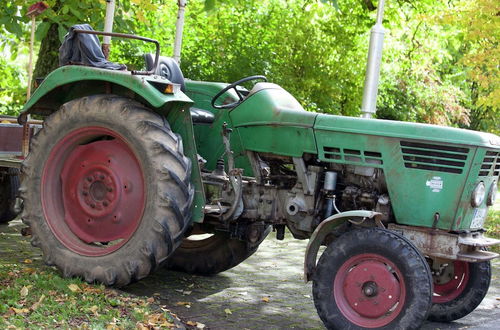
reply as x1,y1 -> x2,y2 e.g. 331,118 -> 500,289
400,141 -> 469,174
479,151 -> 500,177
323,147 -> 383,166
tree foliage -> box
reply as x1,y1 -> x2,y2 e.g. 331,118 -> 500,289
0,0 -> 498,133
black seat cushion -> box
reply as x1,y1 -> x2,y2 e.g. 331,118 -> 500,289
144,54 -> 186,92
190,107 -> 215,125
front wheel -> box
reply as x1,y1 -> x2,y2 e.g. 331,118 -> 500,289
313,227 -> 432,329
21,95 -> 194,286
428,259 -> 491,322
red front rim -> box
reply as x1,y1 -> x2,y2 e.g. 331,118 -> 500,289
432,261 -> 469,304
334,253 -> 406,328
41,126 -> 145,256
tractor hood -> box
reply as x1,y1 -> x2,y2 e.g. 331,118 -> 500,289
314,114 -> 500,149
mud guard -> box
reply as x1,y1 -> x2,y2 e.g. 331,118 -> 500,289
304,210 -> 383,282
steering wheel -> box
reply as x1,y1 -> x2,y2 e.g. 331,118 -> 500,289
211,75 -> 267,109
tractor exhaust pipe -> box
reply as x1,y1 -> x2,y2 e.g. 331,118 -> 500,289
361,0 -> 386,119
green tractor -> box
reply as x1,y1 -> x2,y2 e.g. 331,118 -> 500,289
12,19 -> 499,330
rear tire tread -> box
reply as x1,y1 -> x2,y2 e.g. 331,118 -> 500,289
21,94 -> 194,287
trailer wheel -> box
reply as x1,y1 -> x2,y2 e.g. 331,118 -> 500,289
0,168 -> 20,223
313,227 -> 432,330
428,260 -> 491,322
21,95 -> 193,287
166,225 -> 269,275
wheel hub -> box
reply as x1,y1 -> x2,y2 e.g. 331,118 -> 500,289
334,253 -> 406,327
42,127 -> 146,256
342,260 -> 401,318
80,169 -> 118,212
432,260 -> 469,303
362,281 -> 378,297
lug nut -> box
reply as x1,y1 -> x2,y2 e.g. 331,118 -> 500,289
103,201 -> 109,207
87,177 -> 93,182
90,203 -> 96,208
107,187 -> 113,192
99,175 -> 105,180
82,191 -> 88,196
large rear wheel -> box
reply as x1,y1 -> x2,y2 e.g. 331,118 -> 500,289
313,227 -> 432,329
21,95 -> 193,286
166,223 -> 269,275
428,259 -> 491,322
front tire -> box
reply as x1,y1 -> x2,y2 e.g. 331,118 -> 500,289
21,95 -> 194,286
428,259 -> 491,322
313,227 -> 432,329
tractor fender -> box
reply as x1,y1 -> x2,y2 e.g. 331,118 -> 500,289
304,210 -> 383,282
18,65 -> 193,122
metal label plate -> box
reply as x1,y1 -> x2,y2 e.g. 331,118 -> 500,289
471,208 -> 487,229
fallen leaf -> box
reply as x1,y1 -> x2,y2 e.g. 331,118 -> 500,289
23,259 -> 33,264
153,292 -> 161,296
68,284 -> 81,293
22,268 -> 36,274
224,308 -> 232,315
196,322 -> 206,329
31,294 -> 46,311
176,301 -> 191,306
146,297 -> 155,303
20,286 -> 29,298
186,321 -> 197,326
183,291 -> 192,295
262,297 -> 270,303
11,307 -> 29,314
89,305 -> 99,316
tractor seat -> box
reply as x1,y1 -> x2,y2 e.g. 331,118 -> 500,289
190,107 -> 215,125
144,54 -> 186,92
144,54 -> 214,125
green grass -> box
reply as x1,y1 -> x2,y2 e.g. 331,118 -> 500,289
485,188 -> 500,253
0,262 -> 178,329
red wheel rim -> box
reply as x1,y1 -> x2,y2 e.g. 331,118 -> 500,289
432,261 -> 469,303
41,126 -> 145,256
333,253 -> 406,328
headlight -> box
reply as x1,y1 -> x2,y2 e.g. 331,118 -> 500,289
487,181 -> 498,206
471,182 -> 486,207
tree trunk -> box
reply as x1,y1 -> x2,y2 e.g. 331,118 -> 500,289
32,23 -> 61,81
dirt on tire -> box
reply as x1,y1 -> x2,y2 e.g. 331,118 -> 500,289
21,94 -> 194,287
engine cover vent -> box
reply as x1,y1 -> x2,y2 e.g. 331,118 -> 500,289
479,150 -> 500,177
323,147 -> 383,166
400,141 -> 469,174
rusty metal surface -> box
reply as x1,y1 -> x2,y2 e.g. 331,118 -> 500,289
0,124 -> 24,153
388,223 -> 500,262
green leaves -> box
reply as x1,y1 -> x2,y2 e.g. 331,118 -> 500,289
0,0 -> 497,133
35,21 -> 50,41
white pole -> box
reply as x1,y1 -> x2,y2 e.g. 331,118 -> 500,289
102,0 -> 116,59
173,0 -> 187,64
361,0 -> 386,119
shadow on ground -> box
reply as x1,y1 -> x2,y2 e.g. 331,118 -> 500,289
2,220 -> 499,329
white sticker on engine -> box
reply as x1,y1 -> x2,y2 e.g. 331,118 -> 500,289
426,176 -> 443,192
